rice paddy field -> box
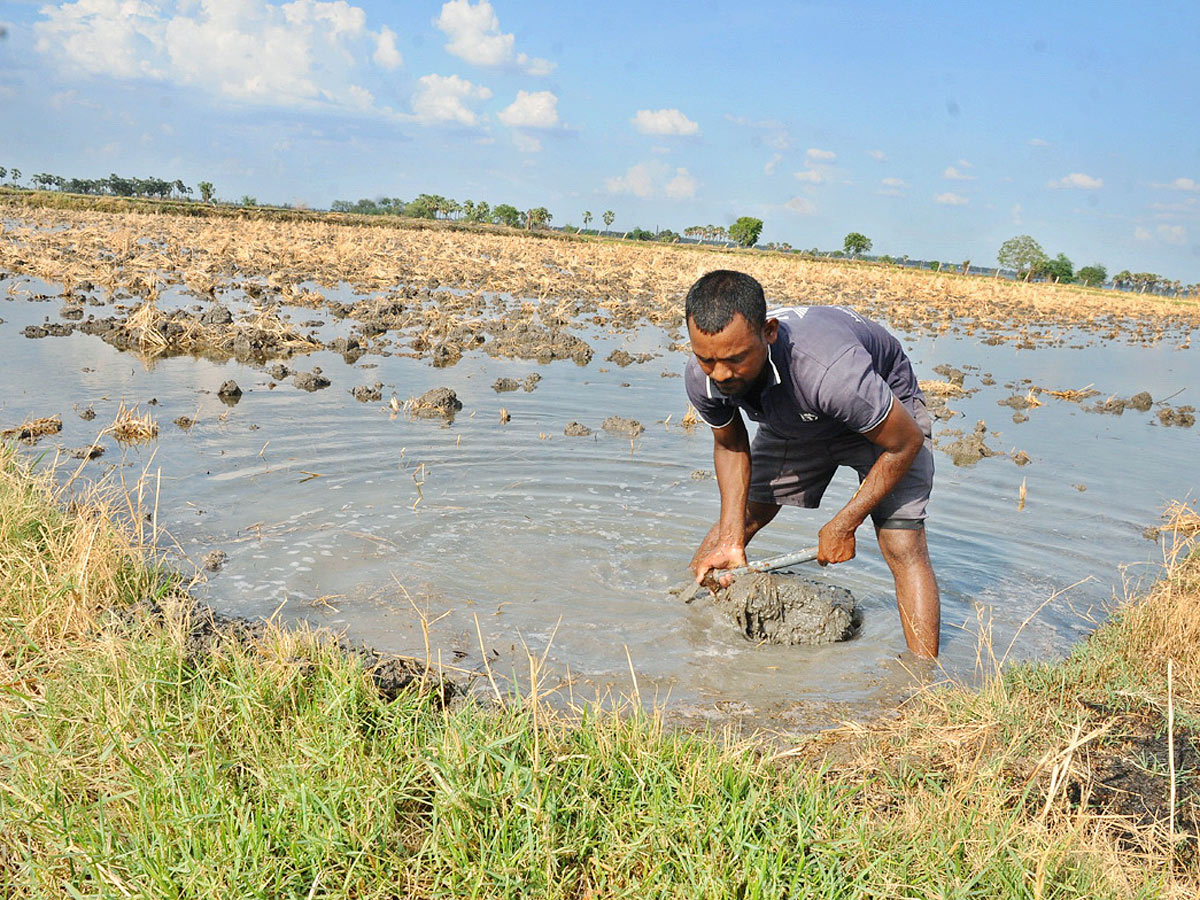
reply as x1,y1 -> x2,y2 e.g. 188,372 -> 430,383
1,198 -> 1198,726
4,196 -> 1200,895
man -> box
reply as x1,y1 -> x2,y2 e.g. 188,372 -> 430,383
684,270 -> 940,658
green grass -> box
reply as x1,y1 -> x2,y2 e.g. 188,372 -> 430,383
0,447 -> 1189,898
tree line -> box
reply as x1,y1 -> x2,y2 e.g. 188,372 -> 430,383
331,194 -> 564,231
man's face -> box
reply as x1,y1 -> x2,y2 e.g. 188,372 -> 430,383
688,313 -> 778,398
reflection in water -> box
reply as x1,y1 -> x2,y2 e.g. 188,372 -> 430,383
2,276 -> 1196,729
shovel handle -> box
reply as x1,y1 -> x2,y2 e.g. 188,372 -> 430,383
715,545 -> 820,580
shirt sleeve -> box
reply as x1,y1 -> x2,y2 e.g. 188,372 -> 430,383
813,345 -> 896,433
684,358 -> 738,428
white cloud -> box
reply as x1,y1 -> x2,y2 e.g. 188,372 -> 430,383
943,165 -> 975,181
605,163 -> 655,197
1168,177 -> 1200,192
764,153 -> 783,175
409,73 -> 491,126
35,0 -> 403,114
1158,224 -> 1187,245
498,90 -> 558,128
1134,226 -> 1152,242
374,25 -> 403,69
806,147 -> 836,161
934,192 -> 969,206
512,132 -> 542,153
1029,138 -> 1050,147
604,161 -> 695,199
881,177 -> 906,187
794,168 -> 827,184
726,115 -> 792,151
785,196 -> 816,215
435,0 -> 553,75
868,149 -> 886,161
665,167 -> 697,199
1011,203 -> 1023,225
631,108 -> 699,136
879,177 -> 906,195
1048,172 -> 1103,190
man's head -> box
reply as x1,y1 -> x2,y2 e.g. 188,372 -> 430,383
685,270 -> 777,398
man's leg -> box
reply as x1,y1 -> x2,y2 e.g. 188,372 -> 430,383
690,501 -> 781,571
875,525 -> 940,658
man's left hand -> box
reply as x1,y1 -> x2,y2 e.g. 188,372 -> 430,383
817,516 -> 857,565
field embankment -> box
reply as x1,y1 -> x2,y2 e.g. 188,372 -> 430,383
2,448 -> 1199,897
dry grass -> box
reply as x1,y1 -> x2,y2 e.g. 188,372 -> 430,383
0,415 -> 62,444
1043,384 -> 1101,402
680,403 -> 701,429
117,300 -> 321,359
918,379 -> 968,398
103,401 -> 158,444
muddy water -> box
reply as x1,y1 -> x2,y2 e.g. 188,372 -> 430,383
2,275 -> 1197,730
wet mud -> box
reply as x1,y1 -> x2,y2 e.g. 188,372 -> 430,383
714,574 -> 860,646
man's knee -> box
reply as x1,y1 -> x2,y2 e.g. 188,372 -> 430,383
876,524 -> 931,567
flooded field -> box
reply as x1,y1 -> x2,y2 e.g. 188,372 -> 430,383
2,206 -> 1198,730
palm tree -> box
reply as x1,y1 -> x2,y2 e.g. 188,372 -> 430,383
582,210 -> 592,232
602,210 -> 615,233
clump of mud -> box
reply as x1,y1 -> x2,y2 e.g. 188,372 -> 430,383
351,382 -> 383,403
714,574 -> 859,645
601,416 -> 644,437
563,422 -> 592,436
408,387 -> 462,419
2,415 -> 63,445
293,369 -> 331,392
1158,405 -> 1196,428
492,377 -> 520,392
937,420 -> 1000,466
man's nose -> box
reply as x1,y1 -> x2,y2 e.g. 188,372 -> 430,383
711,362 -> 731,382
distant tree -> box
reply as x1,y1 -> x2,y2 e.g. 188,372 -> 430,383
404,195 -> 438,218
928,260 -> 940,271
10,168 -> 20,185
472,200 -> 491,223
31,172 -> 57,190
525,207 -> 552,229
1076,264 -> 1107,287
1132,272 -> 1161,293
997,234 -> 1048,281
492,203 -> 522,228
729,216 -> 764,248
460,199 -> 475,221
627,226 -> 655,241
602,210 -> 615,232
198,181 -> 215,203
1112,270 -> 1133,289
960,259 -> 971,275
656,228 -> 680,243
240,195 -> 257,207
1042,252 -> 1074,283
0,167 -> 7,181
879,254 -> 894,265
843,232 -> 872,257
582,210 -> 592,232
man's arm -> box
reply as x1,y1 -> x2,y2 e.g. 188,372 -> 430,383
818,397 -> 924,565
690,413 -> 752,582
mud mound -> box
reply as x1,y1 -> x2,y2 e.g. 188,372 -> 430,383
408,387 -> 462,419
601,416 -> 644,437
715,574 -> 859,645
937,420 -> 1000,466
564,422 -> 592,436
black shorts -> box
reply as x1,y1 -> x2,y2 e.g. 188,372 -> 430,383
747,400 -> 934,529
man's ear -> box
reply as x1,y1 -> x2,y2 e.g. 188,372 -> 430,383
763,318 -> 779,344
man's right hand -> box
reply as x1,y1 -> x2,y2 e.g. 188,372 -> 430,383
691,541 -> 748,588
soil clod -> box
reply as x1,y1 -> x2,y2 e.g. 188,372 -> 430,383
601,416 -> 644,437
714,574 -> 859,645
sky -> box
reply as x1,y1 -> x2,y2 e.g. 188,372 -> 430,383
2,0 -> 1199,283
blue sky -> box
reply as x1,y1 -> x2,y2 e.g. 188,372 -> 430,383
2,0 -> 1199,282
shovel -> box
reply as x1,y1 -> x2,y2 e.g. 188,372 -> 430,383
675,545 -> 820,604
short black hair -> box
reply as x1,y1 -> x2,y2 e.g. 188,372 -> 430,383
685,270 -> 767,334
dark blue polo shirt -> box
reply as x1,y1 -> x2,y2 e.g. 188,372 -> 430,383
684,306 -> 922,442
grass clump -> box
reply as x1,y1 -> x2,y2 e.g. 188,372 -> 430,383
1,448 -> 1196,897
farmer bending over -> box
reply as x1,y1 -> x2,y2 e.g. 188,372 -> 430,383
684,270 -> 940,658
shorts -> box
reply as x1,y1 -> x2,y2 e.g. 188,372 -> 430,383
748,399 -> 934,529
